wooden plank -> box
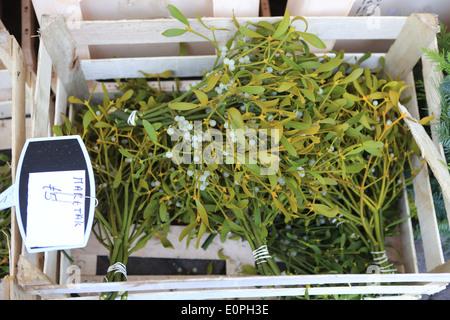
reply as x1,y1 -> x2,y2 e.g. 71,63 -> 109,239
398,187 -> 419,273
259,0 -> 271,16
65,16 -> 407,46
31,0 -> 90,60
16,255 -> 68,299
45,284 -> 448,300
81,55 -> 216,80
0,32 -> 13,71
213,0 -> 259,17
70,225 -> 254,277
385,13 -> 440,79
0,117 -> 32,150
0,100 -> 32,119
396,72 -> 422,274
54,77 -> 67,126
421,38 -> 450,227
421,37 -> 445,148
9,34 -> 27,284
21,273 -> 450,297
31,42 -> 52,138
39,15 -> 89,101
21,0 -> 37,71
81,53 -> 385,81
398,101 -> 445,271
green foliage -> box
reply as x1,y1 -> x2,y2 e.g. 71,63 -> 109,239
0,153 -> 12,279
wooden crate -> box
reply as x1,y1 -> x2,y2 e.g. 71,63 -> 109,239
7,12 -> 450,300
0,20 -> 34,151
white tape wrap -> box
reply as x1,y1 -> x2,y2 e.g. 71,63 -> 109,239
253,245 -> 272,265
106,262 -> 128,280
127,110 -> 138,126
371,250 -> 397,273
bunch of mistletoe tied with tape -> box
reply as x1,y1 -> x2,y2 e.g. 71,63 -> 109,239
107,6 -> 422,276
268,71 -> 421,275
54,79 -> 185,299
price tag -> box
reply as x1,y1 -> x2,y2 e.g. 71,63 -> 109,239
0,135 -> 96,253
26,170 -> 86,248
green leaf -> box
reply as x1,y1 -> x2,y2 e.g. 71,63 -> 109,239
94,121 -> 112,128
159,201 -> 167,221
244,163 -> 261,176
117,89 -> 134,103
142,120 -> 158,143
311,203 -> 339,217
273,197 -> 289,215
362,140 -> 383,156
113,169 -> 122,188
119,148 -> 134,159
241,265 -> 258,275
280,136 -> 297,157
272,8 -> 290,39
298,61 -> 322,69
314,59 -> 343,74
389,89 -> 400,108
291,16 -> 309,31
268,174 -> 278,190
240,27 -> 264,38
196,221 -> 207,249
257,20 -> 275,32
345,163 -> 366,173
162,28 -> 187,37
225,219 -> 244,233
167,4 -> 190,26
339,68 -> 364,85
220,221 -> 231,242
227,107 -> 245,130
278,82 -> 297,92
196,13 -> 210,29
218,248 -> 230,260
203,74 -> 221,92
68,96 -> 84,104
133,236 -> 151,253
298,31 -> 326,49
237,86 -> 265,95
343,92 -> 362,102
346,146 -> 364,156
419,115 -> 434,125
284,121 -> 310,130
196,199 -> 210,228
52,125 -> 63,137
179,220 -> 198,242
83,110 -> 95,130
193,89 -> 208,106
169,102 -> 199,110
282,54 -> 301,71
157,233 -> 174,249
